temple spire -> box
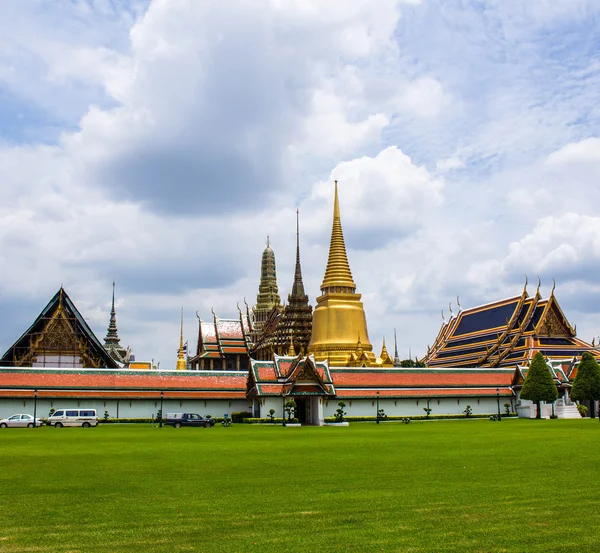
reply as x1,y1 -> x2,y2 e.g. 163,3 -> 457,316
291,209 -> 306,297
176,308 -> 187,370
308,180 -> 374,366
393,328 -> 401,366
320,180 -> 356,293
104,282 -> 129,365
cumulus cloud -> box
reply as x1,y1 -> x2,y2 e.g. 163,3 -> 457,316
302,146 -> 444,249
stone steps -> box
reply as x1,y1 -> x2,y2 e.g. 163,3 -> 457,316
555,405 -> 581,419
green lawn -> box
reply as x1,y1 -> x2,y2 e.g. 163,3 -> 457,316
1,419 -> 599,552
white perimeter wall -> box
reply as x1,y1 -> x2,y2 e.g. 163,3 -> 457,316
0,398 -> 252,420
323,396 -> 514,418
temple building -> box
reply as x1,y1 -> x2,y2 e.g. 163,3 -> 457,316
188,309 -> 252,371
0,287 -> 118,369
250,237 -> 282,344
424,280 -> 600,368
103,282 -> 131,367
308,181 -> 377,367
252,210 -> 313,360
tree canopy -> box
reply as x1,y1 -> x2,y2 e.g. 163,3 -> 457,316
521,352 -> 558,417
571,352 -> 600,402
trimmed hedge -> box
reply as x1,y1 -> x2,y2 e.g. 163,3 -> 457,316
100,417 -> 228,424
323,413 -> 517,423
243,418 -> 299,424
231,411 -> 253,423
99,418 -> 155,424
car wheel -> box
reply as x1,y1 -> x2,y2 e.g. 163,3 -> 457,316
27,423 -> 34,428
82,422 -> 91,428
0,423 -> 7,428
174,422 -> 181,429
55,422 -> 63,428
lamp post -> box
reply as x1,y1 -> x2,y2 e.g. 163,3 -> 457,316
282,394 -> 287,427
376,391 -> 380,424
159,391 -> 164,428
33,389 -> 38,428
496,387 -> 501,420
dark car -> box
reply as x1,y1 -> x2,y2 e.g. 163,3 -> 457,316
164,413 -> 215,428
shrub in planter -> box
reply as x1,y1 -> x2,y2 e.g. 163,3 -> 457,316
335,401 -> 347,423
577,404 -> 588,417
463,405 -> 472,417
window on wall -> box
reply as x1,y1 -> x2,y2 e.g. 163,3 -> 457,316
32,354 -> 83,368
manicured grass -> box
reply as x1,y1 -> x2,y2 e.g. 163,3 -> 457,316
1,419 -> 599,552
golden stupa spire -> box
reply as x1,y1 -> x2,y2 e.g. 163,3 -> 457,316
320,180 -> 356,293
176,308 -> 187,370
380,337 -> 389,359
308,180 -> 375,366
288,334 -> 296,357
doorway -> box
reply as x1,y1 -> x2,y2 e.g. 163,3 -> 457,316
294,397 -> 307,424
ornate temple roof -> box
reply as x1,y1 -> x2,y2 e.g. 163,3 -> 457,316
247,354 -> 335,397
424,282 -> 600,368
190,309 -> 252,362
1,287 -> 118,369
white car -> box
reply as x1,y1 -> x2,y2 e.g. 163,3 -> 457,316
0,414 -> 45,428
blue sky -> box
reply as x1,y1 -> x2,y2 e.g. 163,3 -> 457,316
2,0 -> 600,365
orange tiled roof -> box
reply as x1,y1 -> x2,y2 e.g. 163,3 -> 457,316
0,368 -> 247,398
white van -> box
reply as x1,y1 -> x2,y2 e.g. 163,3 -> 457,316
47,409 -> 98,428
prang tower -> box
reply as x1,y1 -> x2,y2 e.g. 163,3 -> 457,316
251,237 -> 282,343
308,181 -> 375,366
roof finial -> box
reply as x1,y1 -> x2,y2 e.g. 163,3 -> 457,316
523,274 -> 528,295
441,309 -> 446,324
266,235 -> 270,248
456,296 -> 461,312
448,302 -> 454,317
551,278 -> 556,296
536,276 -> 541,296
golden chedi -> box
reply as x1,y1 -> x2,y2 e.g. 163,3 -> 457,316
308,181 -> 376,366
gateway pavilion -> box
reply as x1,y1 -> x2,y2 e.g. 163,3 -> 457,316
1,183 -> 598,423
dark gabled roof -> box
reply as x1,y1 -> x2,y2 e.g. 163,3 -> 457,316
425,286 -> 600,369
1,288 -> 118,368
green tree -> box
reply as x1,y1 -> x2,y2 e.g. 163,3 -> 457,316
520,352 -> 558,419
571,352 -> 600,418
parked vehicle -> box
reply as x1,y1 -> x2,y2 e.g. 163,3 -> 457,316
46,409 -> 98,428
0,414 -> 44,428
164,413 -> 215,428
